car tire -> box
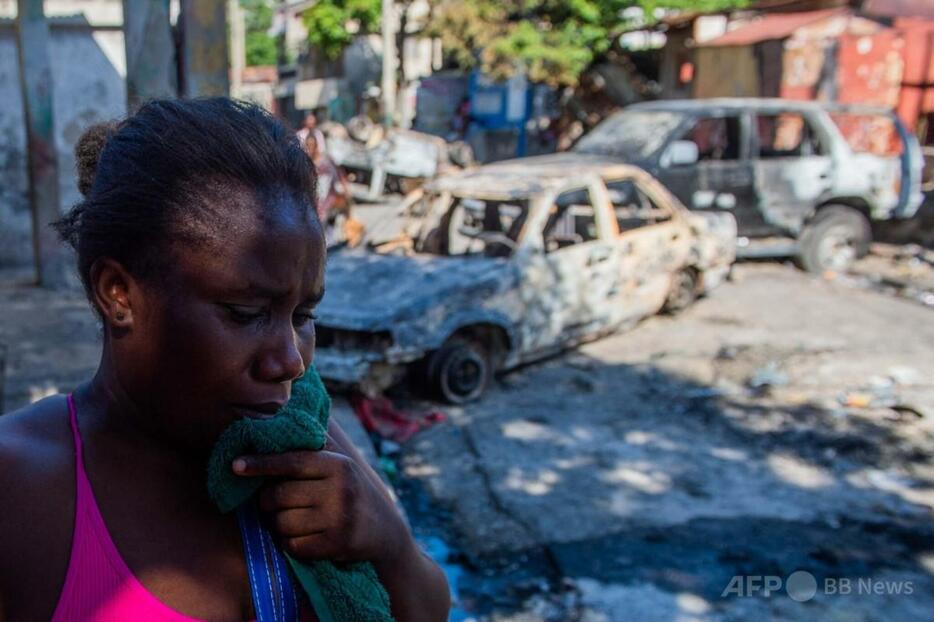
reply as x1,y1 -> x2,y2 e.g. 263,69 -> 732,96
663,268 -> 699,314
797,206 -> 871,274
428,338 -> 491,404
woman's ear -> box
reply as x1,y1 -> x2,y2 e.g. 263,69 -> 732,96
89,258 -> 137,329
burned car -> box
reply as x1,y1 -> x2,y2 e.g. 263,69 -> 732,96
326,124 -> 469,201
519,99 -> 924,273
313,164 -> 736,403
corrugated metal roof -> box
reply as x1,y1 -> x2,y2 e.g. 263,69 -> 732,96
863,0 -> 934,19
701,8 -> 846,46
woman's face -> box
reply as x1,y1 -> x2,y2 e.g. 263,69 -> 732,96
115,197 -> 326,451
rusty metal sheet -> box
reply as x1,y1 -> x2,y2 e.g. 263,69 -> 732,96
894,17 -> 934,131
836,30 -> 905,110
693,46 -> 759,98
780,39 -> 826,101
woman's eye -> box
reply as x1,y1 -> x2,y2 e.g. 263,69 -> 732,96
223,305 -> 266,324
293,310 -> 318,327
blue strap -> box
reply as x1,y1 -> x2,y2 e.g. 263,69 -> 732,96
260,515 -> 300,620
237,503 -> 300,621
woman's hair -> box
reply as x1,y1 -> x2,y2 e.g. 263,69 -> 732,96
55,98 -> 317,298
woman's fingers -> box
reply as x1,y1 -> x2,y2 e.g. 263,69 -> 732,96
282,532 -> 346,561
272,507 -> 329,537
258,479 -> 328,512
232,448 -> 347,479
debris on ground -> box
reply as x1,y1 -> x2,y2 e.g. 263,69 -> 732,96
746,361 -> 790,394
349,393 -> 446,443
842,242 -> 934,307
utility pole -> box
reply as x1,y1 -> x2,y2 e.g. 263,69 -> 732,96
178,0 -> 230,97
15,0 -> 68,287
381,0 -> 396,126
229,0 -> 246,100
123,0 -> 177,110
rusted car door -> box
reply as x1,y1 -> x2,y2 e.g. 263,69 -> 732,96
604,175 -> 690,321
752,111 -> 833,233
516,182 -> 621,356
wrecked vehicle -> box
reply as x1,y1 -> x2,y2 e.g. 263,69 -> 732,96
526,98 -> 924,273
313,164 -> 736,403
326,122 -> 470,201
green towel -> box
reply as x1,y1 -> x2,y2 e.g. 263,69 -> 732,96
206,368 -> 394,622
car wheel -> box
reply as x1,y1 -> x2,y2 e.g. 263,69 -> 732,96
428,338 -> 491,404
797,206 -> 871,274
663,268 -> 699,314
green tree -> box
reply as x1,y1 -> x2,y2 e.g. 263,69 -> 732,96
429,0 -> 749,87
241,0 -> 277,66
301,0 -> 382,60
297,0 -> 749,86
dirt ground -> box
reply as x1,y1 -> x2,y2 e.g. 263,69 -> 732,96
1,253 -> 933,622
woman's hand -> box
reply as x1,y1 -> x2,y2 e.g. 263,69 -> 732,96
233,420 -> 451,621
231,436 -> 408,565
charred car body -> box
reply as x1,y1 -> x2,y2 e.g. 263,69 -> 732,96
326,126 -> 470,201
314,164 -> 736,403
533,98 -> 924,272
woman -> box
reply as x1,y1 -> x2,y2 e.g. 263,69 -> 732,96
0,99 -> 450,621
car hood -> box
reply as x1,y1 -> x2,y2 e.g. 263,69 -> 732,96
316,249 -> 513,331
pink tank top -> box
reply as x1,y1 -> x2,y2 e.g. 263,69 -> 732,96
51,394 -> 230,621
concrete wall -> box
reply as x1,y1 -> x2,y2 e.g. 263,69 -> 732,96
0,10 -> 126,268
0,32 -> 30,268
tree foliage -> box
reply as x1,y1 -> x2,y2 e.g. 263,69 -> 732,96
302,0 -> 382,60
296,0 -> 749,84
241,0 -> 277,66
428,0 -> 749,87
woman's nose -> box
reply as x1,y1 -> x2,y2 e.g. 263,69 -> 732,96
254,325 -> 306,384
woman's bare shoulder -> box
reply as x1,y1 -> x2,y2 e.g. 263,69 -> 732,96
0,396 -> 75,622
0,394 -> 73,471
0,394 -> 74,538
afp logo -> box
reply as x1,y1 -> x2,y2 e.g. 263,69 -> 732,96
721,571 -> 818,602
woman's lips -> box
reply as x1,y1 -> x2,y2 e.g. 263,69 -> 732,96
230,402 -> 285,419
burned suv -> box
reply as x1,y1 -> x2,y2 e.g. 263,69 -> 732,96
548,98 -> 924,272
313,163 -> 735,403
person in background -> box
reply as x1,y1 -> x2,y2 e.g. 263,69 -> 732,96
303,134 -> 363,247
297,111 -> 326,156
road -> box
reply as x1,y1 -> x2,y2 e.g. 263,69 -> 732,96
396,262 -> 934,621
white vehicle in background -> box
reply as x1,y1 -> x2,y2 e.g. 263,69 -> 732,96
538,99 -> 924,272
